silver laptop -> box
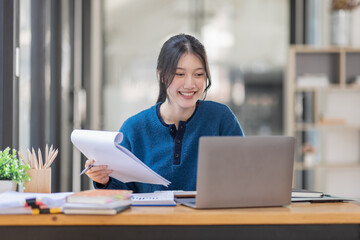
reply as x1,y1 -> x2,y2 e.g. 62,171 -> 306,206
176,136 -> 295,209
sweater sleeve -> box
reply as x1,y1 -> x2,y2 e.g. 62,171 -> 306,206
93,177 -> 138,191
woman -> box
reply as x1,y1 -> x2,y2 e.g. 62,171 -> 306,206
85,34 -> 244,193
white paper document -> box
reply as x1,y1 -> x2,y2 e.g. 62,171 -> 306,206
0,191 -> 73,208
71,129 -> 171,186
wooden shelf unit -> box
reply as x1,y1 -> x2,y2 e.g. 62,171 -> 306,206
285,46 -> 360,196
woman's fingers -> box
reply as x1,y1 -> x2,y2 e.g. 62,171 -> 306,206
99,175 -> 111,184
87,173 -> 110,185
84,159 -> 112,185
85,164 -> 112,185
88,168 -> 112,178
85,159 -> 95,168
88,164 -> 107,173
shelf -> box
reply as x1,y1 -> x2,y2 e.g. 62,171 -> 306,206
294,85 -> 360,92
287,46 -> 360,194
290,45 -> 360,53
295,123 -> 360,131
294,162 -> 360,171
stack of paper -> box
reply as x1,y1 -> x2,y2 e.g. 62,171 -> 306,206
71,129 -> 171,186
0,191 -> 72,215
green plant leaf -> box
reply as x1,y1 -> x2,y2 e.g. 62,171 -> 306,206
0,147 -> 30,186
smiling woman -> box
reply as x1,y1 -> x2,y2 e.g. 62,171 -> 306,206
159,53 -> 207,127
156,35 -> 210,127
84,34 -> 245,193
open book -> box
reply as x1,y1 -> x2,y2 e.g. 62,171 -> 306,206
71,129 -> 171,186
131,191 -> 176,206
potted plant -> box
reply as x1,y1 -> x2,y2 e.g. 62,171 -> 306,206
0,147 -> 30,192
330,0 -> 360,46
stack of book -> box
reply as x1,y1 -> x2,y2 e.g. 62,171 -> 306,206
63,189 -> 132,215
291,189 -> 352,203
291,189 -> 324,198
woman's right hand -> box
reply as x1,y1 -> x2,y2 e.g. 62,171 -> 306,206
84,159 -> 113,185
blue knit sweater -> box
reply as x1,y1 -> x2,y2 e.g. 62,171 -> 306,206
94,100 -> 244,193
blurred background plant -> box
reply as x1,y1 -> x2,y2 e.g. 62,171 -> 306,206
0,147 -> 30,187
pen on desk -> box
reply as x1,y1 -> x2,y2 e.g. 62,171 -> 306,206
80,164 -> 94,175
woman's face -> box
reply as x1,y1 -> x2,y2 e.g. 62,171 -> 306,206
166,53 -> 206,110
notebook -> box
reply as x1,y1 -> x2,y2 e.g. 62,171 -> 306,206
131,191 -> 176,206
63,204 -> 130,215
176,136 -> 295,209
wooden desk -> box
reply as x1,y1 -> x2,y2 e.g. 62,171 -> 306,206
1,202 -> 360,240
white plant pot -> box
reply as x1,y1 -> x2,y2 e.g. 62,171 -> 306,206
331,10 -> 352,46
0,180 -> 17,192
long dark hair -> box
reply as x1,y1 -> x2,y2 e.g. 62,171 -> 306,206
156,34 -> 212,103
